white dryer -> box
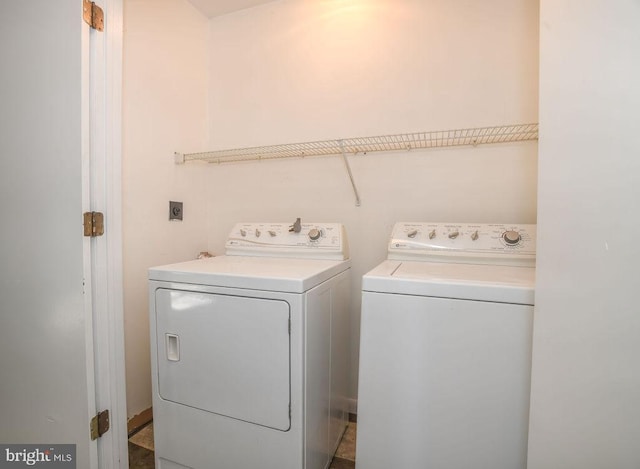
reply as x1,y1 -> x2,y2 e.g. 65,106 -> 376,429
356,222 -> 536,469
149,222 -> 351,469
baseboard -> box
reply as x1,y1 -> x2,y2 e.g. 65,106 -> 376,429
127,407 -> 153,436
348,398 -> 357,416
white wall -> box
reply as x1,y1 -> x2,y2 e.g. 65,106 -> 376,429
529,1 -> 640,467
205,0 -> 540,403
122,0 -> 210,419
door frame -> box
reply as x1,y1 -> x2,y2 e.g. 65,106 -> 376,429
90,0 -> 128,466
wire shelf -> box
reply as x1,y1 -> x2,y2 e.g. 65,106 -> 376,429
176,123 -> 538,165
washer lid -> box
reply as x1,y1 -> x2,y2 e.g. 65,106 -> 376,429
149,255 -> 351,293
362,260 -> 535,305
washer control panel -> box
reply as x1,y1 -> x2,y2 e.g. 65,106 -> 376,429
225,222 -> 349,260
388,222 -> 536,266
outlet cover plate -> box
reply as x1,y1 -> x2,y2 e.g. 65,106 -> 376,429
169,201 -> 183,221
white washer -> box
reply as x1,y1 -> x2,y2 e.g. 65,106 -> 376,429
149,222 -> 351,469
356,222 -> 536,469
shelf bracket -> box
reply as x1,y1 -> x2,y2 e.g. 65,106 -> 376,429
339,140 -> 361,207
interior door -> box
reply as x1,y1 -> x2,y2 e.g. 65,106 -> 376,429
0,1 -> 110,467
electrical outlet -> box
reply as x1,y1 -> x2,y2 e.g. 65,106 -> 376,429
169,201 -> 183,221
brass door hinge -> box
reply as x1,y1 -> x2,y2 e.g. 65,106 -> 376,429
90,409 -> 110,440
84,212 -> 105,237
83,0 -> 104,31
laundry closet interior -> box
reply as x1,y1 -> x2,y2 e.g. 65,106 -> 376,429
122,0 -> 538,452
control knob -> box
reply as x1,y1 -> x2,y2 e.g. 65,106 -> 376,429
448,230 -> 460,239
503,230 -> 521,245
308,228 -> 322,241
407,230 -> 418,238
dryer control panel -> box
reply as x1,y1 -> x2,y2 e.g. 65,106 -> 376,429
388,222 -> 536,266
226,222 -> 349,260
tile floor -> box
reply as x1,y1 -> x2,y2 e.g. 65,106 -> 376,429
128,416 -> 357,468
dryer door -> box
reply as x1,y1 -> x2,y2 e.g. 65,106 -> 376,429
155,289 -> 291,431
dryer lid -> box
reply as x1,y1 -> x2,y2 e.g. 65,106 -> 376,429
149,255 -> 351,293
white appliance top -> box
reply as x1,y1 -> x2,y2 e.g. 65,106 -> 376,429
149,221 -> 350,293
149,256 -> 350,293
363,260 -> 534,304
225,221 -> 349,260
363,222 -> 536,304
